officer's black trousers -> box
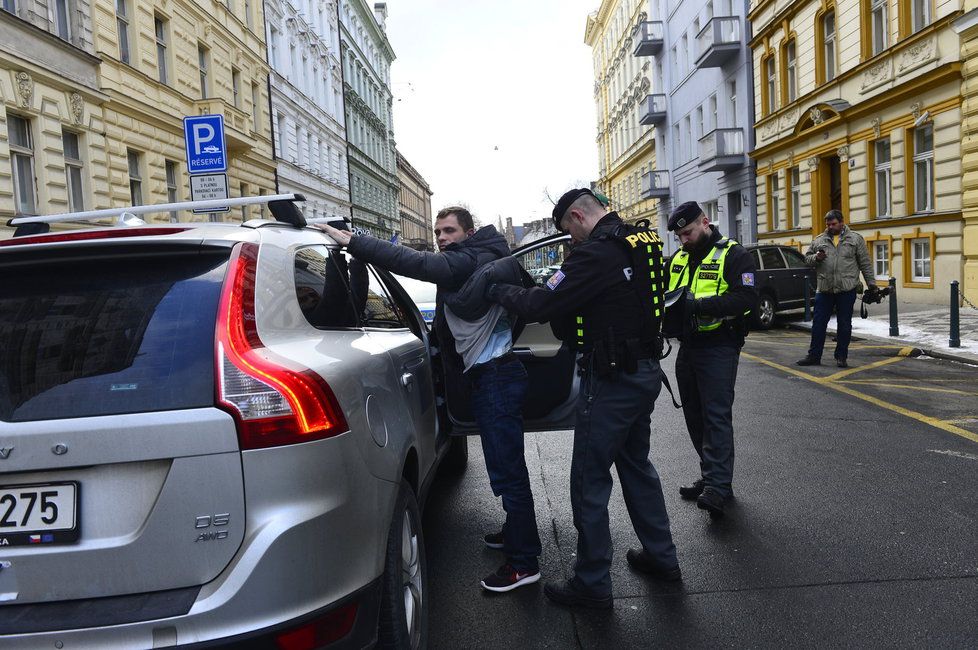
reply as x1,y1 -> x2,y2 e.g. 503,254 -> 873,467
570,358 -> 678,596
675,344 -> 740,497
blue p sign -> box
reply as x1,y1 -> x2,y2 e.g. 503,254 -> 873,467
184,114 -> 227,174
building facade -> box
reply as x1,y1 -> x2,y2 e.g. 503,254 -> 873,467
339,0 -> 398,239
586,0 -> 660,227
956,0 -> 978,304
750,0 -> 965,304
265,0 -> 350,222
1,1 -> 106,227
395,149 -> 433,251
644,0 -> 757,254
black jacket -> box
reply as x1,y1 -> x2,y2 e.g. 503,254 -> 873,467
346,226 -> 511,368
670,225 -> 758,348
446,256 -> 532,321
488,213 -> 656,352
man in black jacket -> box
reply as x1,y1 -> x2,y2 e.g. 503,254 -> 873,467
487,189 -> 679,609
316,208 -> 542,593
665,202 -> 758,519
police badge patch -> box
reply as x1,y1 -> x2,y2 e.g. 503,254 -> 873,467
742,272 -> 755,286
546,271 -> 566,290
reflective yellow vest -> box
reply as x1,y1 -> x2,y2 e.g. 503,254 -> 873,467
668,239 -> 736,332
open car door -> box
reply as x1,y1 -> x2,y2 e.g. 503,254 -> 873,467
444,233 -> 580,434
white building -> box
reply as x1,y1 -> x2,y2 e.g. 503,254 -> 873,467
339,0 -> 398,238
643,0 -> 757,253
266,0 -> 350,221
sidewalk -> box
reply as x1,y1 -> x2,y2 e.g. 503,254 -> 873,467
787,300 -> 978,365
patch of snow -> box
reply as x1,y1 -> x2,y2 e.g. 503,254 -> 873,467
821,316 -> 978,358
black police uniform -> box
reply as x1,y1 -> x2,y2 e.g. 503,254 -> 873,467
669,223 -> 757,514
488,211 -> 678,598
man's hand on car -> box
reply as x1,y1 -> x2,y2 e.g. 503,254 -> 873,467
313,223 -> 354,246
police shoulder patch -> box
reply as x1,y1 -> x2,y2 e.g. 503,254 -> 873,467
742,272 -> 755,286
546,271 -> 566,290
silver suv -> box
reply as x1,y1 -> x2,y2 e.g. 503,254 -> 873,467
0,196 -> 578,649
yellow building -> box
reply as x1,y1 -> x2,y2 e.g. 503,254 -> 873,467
750,0 -> 965,304
957,0 -> 978,303
585,0 -> 659,225
92,0 -> 275,222
1,0 -> 275,233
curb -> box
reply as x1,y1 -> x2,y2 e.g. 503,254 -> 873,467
783,322 -> 978,367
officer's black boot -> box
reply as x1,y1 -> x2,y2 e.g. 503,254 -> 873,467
679,478 -> 705,500
696,487 -> 727,519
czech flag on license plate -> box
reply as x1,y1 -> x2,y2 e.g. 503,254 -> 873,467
29,535 -> 41,543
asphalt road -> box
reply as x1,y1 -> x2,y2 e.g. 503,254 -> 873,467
421,327 -> 978,648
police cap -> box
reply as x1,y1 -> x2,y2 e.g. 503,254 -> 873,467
552,188 -> 598,230
667,201 -> 704,231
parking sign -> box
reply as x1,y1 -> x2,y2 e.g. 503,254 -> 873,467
183,114 -> 228,174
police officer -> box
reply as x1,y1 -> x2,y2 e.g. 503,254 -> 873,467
486,188 -> 679,609
666,201 -> 758,519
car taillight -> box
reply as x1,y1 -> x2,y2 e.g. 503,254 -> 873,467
215,242 -> 348,449
274,603 -> 358,650
0,227 -> 190,247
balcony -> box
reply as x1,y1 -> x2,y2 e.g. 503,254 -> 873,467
638,94 -> 667,125
632,21 -> 664,56
640,170 -> 670,199
698,128 -> 746,172
192,98 -> 254,152
695,17 -> 741,68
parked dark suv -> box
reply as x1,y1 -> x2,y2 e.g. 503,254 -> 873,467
744,244 -> 816,329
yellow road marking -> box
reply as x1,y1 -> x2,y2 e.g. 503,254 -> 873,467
741,351 -> 978,445
834,381 -> 978,397
841,377 -> 978,384
820,348 -> 914,382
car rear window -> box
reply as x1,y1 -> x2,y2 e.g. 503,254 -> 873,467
0,249 -> 230,422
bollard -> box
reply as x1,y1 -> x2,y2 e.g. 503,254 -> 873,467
804,278 -> 812,322
888,277 -> 899,336
950,280 -> 961,348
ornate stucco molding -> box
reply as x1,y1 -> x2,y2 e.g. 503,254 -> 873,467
837,145 -> 849,162
860,58 -> 892,93
16,71 -> 33,108
898,36 -> 937,75
70,93 -> 84,124
807,157 -> 820,171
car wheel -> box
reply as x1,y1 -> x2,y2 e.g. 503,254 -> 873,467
378,479 -> 427,650
439,435 -> 468,476
754,294 -> 776,330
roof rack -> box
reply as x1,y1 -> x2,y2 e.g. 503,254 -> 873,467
9,193 -> 306,227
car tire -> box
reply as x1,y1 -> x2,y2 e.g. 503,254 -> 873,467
754,294 -> 777,330
439,435 -> 468,476
377,479 -> 428,650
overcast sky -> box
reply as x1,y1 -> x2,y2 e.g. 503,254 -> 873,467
385,0 -> 600,228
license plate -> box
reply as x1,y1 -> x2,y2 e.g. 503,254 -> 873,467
0,482 -> 80,547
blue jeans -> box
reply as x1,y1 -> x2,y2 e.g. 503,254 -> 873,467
570,358 -> 677,596
468,357 -> 540,572
675,344 -> 740,497
809,289 -> 858,361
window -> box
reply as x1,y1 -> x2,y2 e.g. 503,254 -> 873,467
54,0 -> 71,40
165,160 -> 179,222
913,125 -> 934,213
251,82 -> 261,133
912,0 -> 930,33
709,93 -> 718,131
62,130 -> 84,212
232,67 -> 241,108
789,166 -> 800,228
116,0 -> 131,64
362,267 -> 407,329
239,182 -> 248,221
683,116 -> 692,161
874,138 -> 891,218
276,112 -> 286,157
9,115 -> 37,215
269,27 -> 280,69
696,106 -> 704,141
911,238 -> 930,282
244,0 -> 252,29
198,44 -> 209,97
2,1 -> 14,14
822,11 -> 837,82
873,240 -> 889,279
155,16 -> 169,85
127,149 -> 143,206
785,41 -> 797,102
759,247 -> 787,269
768,174 -> 781,230
766,56 -> 777,114
871,0 -> 888,54
783,248 -> 808,268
